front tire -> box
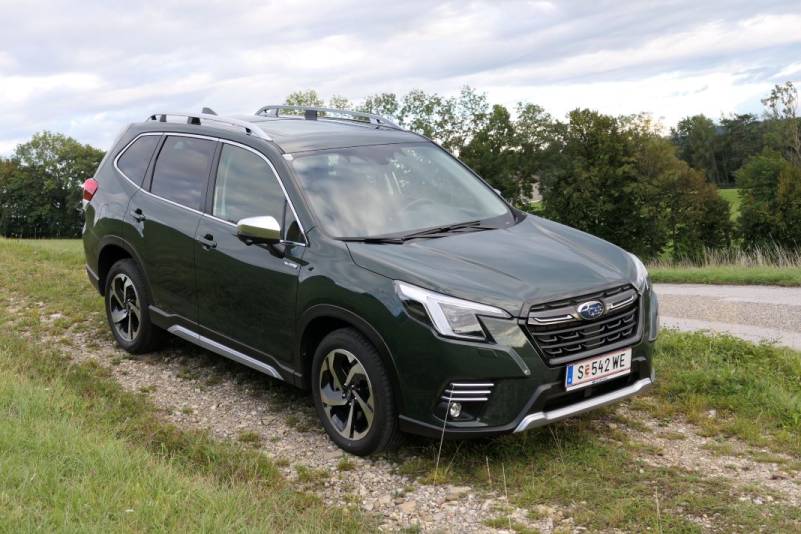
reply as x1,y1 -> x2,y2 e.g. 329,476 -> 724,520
311,328 -> 400,456
104,258 -> 163,354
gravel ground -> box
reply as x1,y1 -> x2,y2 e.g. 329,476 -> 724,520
8,294 -> 801,532
654,284 -> 801,350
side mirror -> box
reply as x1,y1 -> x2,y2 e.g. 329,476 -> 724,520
236,216 -> 281,244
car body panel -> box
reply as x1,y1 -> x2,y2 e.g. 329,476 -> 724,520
83,113 -> 657,442
346,215 -> 636,315
195,214 -> 304,365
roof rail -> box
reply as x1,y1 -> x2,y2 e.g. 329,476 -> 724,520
146,112 -> 272,141
255,105 -> 401,129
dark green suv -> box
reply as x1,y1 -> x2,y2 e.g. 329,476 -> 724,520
82,106 -> 658,455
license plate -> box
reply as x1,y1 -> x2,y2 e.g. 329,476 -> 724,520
565,348 -> 632,391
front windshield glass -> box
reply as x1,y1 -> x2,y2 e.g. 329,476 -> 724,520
290,143 -> 510,238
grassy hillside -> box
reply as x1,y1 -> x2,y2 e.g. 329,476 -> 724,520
3,238 -> 801,531
0,238 -> 370,532
718,188 -> 740,221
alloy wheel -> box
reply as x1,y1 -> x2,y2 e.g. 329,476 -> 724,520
108,273 -> 141,342
318,348 -> 375,440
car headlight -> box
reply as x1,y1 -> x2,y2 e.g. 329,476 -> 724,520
394,281 -> 510,340
628,252 -> 650,292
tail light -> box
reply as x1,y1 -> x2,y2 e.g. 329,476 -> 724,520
82,178 -> 99,201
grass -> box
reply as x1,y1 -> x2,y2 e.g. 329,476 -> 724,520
649,265 -> 801,286
718,188 -> 741,221
0,238 -> 370,532
397,331 -> 801,532
2,237 -> 801,532
649,243 -> 801,286
638,330 -> 801,454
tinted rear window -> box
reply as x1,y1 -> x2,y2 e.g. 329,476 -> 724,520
116,135 -> 160,186
150,136 -> 216,211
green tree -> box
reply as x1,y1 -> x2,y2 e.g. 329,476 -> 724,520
761,81 -> 800,167
638,137 -> 731,259
737,151 -> 801,247
539,110 -> 658,257
279,89 -> 325,116
0,132 -> 104,238
460,105 -> 521,201
399,89 -> 456,147
284,89 -> 324,107
540,110 -> 731,259
328,94 -> 351,110
359,92 -> 401,121
718,113 -> 763,182
671,114 -> 724,184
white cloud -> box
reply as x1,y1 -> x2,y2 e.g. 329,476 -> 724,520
0,0 -> 799,154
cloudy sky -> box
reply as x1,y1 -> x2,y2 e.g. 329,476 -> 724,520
2,0 -> 800,154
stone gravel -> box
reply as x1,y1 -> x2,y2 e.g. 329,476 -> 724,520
9,292 -> 801,533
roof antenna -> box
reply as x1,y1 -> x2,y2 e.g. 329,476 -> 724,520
202,107 -> 217,115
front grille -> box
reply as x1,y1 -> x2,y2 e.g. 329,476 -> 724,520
526,284 -> 641,365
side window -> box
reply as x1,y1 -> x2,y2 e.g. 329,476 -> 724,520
150,136 -> 216,211
212,144 -> 286,224
283,203 -> 303,243
116,135 -> 160,186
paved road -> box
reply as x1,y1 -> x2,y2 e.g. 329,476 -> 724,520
654,284 -> 801,351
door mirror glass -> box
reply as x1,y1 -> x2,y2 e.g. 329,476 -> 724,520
236,216 -> 281,243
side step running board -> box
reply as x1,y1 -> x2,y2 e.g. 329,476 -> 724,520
167,325 -> 283,381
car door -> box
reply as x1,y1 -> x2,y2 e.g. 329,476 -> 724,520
127,134 -> 218,323
195,141 -> 305,367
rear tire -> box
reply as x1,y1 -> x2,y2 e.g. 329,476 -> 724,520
104,259 -> 163,354
311,328 -> 400,456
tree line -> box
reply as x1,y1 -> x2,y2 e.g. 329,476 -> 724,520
288,82 -> 800,259
1,83 -> 799,260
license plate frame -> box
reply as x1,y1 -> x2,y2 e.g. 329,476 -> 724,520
565,347 -> 632,391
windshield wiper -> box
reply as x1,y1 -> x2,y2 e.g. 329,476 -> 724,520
400,220 -> 493,240
339,220 -> 495,244
339,236 -> 406,244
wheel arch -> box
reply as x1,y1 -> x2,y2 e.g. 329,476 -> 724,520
298,304 -> 403,410
96,236 -> 147,296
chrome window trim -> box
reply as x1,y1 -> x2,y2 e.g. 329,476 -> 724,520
112,131 -> 165,188
113,132 -> 308,246
217,139 -> 308,246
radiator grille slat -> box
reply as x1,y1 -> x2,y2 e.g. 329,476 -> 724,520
526,284 -> 641,364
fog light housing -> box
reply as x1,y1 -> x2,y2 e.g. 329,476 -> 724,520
448,402 -> 462,419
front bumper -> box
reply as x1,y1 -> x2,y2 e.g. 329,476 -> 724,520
389,285 -> 659,439
514,374 -> 653,432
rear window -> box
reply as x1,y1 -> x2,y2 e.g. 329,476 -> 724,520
150,136 -> 217,210
116,135 -> 160,186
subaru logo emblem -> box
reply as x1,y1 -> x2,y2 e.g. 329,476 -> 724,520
576,300 -> 605,320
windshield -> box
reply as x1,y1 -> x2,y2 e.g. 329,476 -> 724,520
290,143 -> 510,238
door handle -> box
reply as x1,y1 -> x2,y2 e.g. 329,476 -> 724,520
131,208 -> 146,222
199,233 -> 217,250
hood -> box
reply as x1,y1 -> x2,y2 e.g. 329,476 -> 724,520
346,215 -> 637,316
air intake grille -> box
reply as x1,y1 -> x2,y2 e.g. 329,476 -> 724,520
526,284 -> 640,365
441,382 -> 495,403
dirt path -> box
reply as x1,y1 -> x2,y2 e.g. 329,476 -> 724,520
655,283 -> 801,350
10,293 -> 801,532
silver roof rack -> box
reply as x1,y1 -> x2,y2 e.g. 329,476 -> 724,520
146,112 -> 272,141
255,105 -> 401,129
